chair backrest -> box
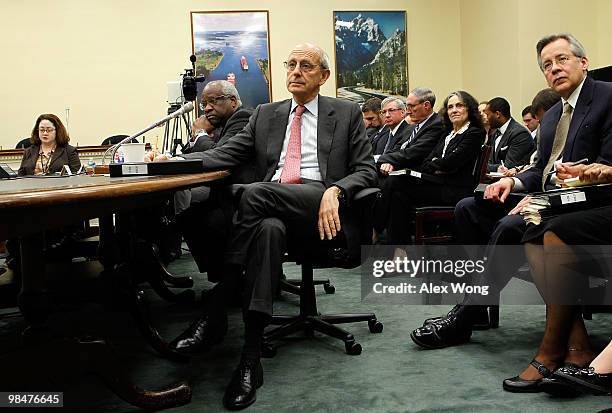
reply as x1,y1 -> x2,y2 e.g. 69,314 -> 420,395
473,144 -> 493,184
101,135 -> 136,145
15,138 -> 31,149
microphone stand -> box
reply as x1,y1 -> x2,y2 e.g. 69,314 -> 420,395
169,112 -> 192,157
102,104 -> 193,164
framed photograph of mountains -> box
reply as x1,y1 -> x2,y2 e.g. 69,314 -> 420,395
190,11 -> 272,111
334,11 -> 407,103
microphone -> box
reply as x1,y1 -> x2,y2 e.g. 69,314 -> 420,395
155,102 -> 194,127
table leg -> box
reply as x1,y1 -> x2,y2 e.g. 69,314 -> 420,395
17,233 -> 51,326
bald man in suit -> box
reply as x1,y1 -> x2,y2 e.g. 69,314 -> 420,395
161,43 -> 376,410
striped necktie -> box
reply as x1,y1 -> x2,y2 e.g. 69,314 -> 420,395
401,123 -> 420,149
541,102 -> 572,190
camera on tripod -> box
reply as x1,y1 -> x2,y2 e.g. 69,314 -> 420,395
161,55 -> 206,155
181,69 -> 206,102
181,55 -> 206,102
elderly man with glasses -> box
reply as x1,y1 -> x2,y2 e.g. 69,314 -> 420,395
161,42 -> 376,410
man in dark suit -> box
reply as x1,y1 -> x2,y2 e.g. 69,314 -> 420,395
165,43 -> 376,410
411,33 -> 612,350
181,115 -> 215,155
362,97 -> 390,155
361,97 -> 383,138
174,81 -> 254,279
377,97 -> 409,155
373,87 -> 444,238
484,97 -> 534,172
378,87 -> 443,173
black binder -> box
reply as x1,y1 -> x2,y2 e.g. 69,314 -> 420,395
109,159 -> 204,177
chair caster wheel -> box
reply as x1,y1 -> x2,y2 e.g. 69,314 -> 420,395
345,341 -> 362,355
323,283 -> 335,294
368,319 -> 383,333
261,343 -> 277,358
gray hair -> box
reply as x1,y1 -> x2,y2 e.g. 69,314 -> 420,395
204,80 -> 242,106
381,97 -> 406,111
536,33 -> 587,71
410,86 -> 436,107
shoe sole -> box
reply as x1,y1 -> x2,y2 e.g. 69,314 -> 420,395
502,381 -> 543,393
539,380 -> 582,397
555,372 -> 612,396
409,331 -> 469,350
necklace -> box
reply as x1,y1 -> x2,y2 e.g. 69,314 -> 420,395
39,146 -> 55,174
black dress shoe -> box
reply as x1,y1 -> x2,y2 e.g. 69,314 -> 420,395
539,376 -> 582,397
410,314 -> 472,349
170,314 -> 227,354
423,304 -> 492,330
503,359 -> 552,393
223,359 -> 263,410
553,366 -> 612,395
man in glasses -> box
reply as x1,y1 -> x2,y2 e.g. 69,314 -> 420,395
165,42 -> 376,410
175,80 -> 254,281
192,80 -> 253,152
411,33 -> 612,353
378,86 -> 443,174
377,97 -> 408,155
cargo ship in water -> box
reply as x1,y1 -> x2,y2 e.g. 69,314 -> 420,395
240,56 -> 249,71
227,72 -> 236,85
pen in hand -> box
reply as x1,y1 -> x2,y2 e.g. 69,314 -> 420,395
545,158 -> 589,176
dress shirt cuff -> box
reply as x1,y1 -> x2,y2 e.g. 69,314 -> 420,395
511,177 -> 525,192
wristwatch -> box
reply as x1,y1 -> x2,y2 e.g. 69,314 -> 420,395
333,186 -> 345,200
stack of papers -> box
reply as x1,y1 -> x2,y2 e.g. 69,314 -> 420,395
520,195 -> 551,225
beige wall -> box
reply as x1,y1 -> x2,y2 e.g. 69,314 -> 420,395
460,0 -> 608,119
0,0 -> 610,150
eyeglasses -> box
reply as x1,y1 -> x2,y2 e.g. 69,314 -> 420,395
38,127 -> 56,133
380,108 -> 403,116
202,95 -> 232,106
406,102 -> 423,110
284,61 -> 319,73
542,55 -> 574,72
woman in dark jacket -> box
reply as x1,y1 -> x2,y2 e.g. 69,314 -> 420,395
377,91 -> 486,245
18,113 -> 81,175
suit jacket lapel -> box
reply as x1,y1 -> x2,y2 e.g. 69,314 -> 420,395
564,77 -> 594,159
48,146 -> 66,172
317,96 -> 335,181
266,100 -> 291,179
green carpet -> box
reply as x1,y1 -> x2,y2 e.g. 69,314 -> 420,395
1,252 -> 612,412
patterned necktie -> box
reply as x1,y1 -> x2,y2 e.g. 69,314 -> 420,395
280,105 -> 306,184
541,102 -> 572,190
401,123 -> 420,150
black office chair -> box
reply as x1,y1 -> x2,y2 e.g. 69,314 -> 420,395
101,135 -> 136,145
263,188 -> 383,356
413,144 -> 492,245
15,138 -> 31,149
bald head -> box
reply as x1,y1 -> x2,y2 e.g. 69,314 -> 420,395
285,43 -> 331,105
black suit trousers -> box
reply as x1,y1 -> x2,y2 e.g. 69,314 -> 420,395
378,175 -> 473,245
225,181 -> 326,316
453,196 -> 527,304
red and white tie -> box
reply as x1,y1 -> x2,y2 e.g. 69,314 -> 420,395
280,105 -> 306,184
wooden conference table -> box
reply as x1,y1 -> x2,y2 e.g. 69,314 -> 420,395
0,171 -> 228,350
0,171 -> 228,408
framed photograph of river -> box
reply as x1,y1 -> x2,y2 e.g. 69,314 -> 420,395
190,11 -> 272,112
334,11 -> 408,103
